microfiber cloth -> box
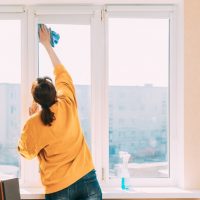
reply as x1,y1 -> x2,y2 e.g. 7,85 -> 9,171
38,24 -> 60,47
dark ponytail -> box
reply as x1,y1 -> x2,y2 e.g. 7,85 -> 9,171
32,77 -> 57,126
41,106 -> 56,126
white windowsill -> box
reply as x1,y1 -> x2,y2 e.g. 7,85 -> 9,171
20,187 -> 200,199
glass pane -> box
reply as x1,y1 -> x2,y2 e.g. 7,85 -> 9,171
0,20 -> 21,178
108,18 -> 169,178
39,24 -> 91,147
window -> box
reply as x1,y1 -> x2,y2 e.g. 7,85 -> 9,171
108,17 -> 170,179
0,4 -> 182,188
0,19 -> 21,178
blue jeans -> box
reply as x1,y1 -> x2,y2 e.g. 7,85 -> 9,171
45,170 -> 102,200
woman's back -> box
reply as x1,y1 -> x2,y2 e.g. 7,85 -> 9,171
18,64 -> 94,194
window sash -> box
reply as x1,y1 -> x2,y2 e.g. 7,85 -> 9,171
21,6 -> 98,187
0,10 -> 28,187
101,5 -> 180,187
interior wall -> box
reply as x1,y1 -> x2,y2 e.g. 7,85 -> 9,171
184,0 -> 200,189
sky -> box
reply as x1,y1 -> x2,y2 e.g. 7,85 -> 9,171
109,18 -> 169,87
0,20 -> 21,83
0,18 -> 169,86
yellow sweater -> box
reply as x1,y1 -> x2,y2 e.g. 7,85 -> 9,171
18,64 -> 94,194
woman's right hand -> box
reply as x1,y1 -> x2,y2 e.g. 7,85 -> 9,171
39,24 -> 51,47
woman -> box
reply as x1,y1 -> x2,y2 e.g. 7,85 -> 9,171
18,25 -> 102,200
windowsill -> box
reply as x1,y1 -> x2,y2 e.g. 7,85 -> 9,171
20,187 -> 200,199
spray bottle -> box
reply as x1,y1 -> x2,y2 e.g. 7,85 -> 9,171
119,151 -> 131,190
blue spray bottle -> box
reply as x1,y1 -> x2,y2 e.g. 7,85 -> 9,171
38,24 -> 60,47
119,151 -> 131,190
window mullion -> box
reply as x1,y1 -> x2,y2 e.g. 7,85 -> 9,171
91,7 -> 107,183
20,9 -> 29,188
22,7 -> 41,187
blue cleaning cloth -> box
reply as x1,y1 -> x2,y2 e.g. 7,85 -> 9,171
38,24 -> 60,47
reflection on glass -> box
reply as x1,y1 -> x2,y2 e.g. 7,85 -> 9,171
39,24 -> 91,147
108,18 -> 169,178
0,20 -> 21,178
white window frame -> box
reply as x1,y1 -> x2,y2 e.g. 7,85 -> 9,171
21,5 -> 105,187
0,5 -> 28,187
0,2 -> 183,189
101,4 -> 184,187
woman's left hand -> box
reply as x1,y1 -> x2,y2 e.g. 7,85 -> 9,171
29,101 -> 39,116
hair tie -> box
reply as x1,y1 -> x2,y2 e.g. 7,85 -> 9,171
42,104 -> 49,109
